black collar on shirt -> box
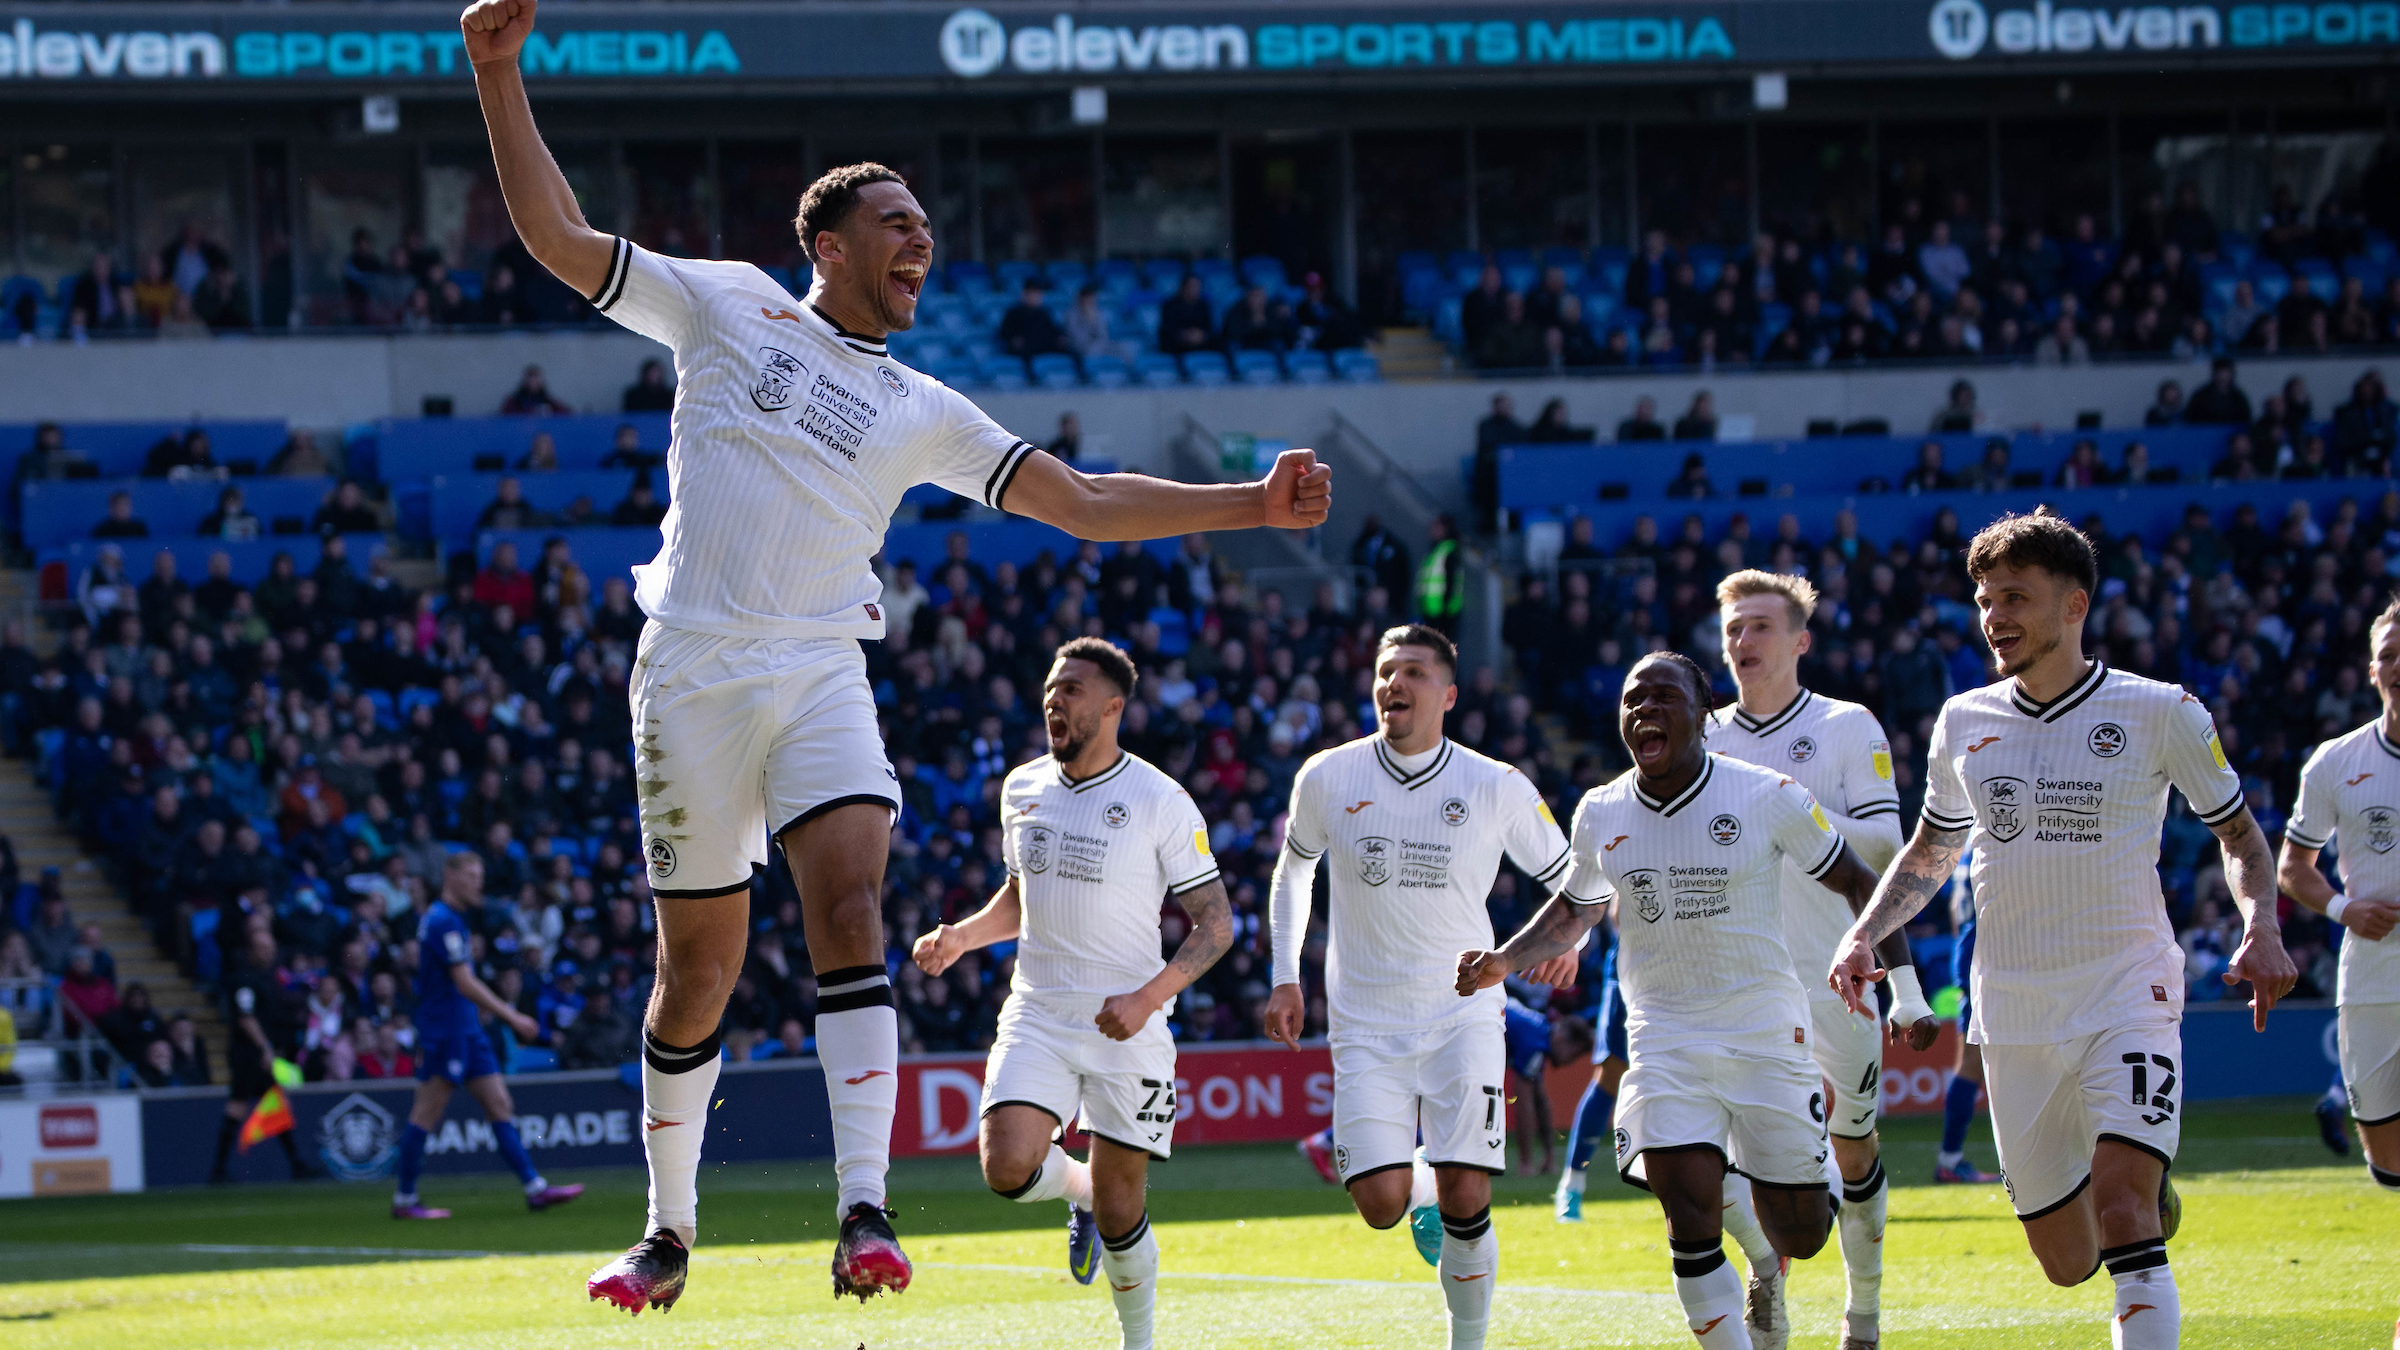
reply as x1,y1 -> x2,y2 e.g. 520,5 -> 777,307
2376,724 -> 2400,761
1057,752 -> 1131,793
808,303 -> 890,358
1730,688 -> 1811,736
1633,753 -> 1714,817
2009,659 -> 2107,723
1373,736 -> 1453,790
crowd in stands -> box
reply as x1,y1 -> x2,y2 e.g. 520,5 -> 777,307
1437,185 -> 2400,373
6,224 -> 251,343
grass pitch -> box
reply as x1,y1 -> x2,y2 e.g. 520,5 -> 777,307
0,1098 -> 2391,1349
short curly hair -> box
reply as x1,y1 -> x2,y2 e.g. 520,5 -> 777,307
794,162 -> 907,265
1964,508 -> 2096,597
1054,636 -> 1137,699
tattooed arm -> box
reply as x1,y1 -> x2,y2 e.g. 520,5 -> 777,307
1828,818 -> 1970,1016
1098,878 -> 1235,1041
1456,893 -> 1609,997
2210,805 -> 2299,1031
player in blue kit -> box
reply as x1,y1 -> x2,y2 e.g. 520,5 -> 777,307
393,851 -> 586,1220
1503,997 -> 1593,1177
1555,932 -> 1627,1222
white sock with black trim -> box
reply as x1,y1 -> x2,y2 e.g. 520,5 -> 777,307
813,964 -> 899,1215
1718,1173 -> 1778,1270
1438,1206 -> 1498,1350
640,1026 -> 723,1248
1838,1157 -> 1888,1337
2102,1239 -> 2179,1350
1099,1211 -> 1158,1350
993,1142 -> 1092,1208
1670,1237 -> 1753,1348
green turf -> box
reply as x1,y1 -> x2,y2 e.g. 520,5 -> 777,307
0,1098 -> 2391,1348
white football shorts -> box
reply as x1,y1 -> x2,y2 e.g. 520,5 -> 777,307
2340,1001 -> 2400,1128
1812,1000 -> 1885,1141
980,996 -> 1179,1160
1613,1038 -> 1831,1192
1982,1014 -> 2183,1220
1329,1016 -> 1506,1183
630,624 -> 898,897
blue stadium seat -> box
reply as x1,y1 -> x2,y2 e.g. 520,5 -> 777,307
905,339 -> 953,368
2217,232 -> 2255,270
1140,258 -> 1188,292
1332,349 -> 1380,382
1133,353 -> 1183,387
1191,258 -> 1236,287
1434,297 -> 1464,345
1501,263 -> 1538,294
449,267 -> 484,301
1445,249 -> 1484,276
1449,262 -> 1485,292
2248,263 -> 2290,306
945,260 -> 992,294
1233,350 -> 1282,385
1094,259 -> 1138,293
930,356 -> 983,389
1045,260 -> 1090,293
1285,350 -> 1332,384
1181,351 -> 1232,386
21,475 -> 336,549
994,260 -> 1040,293
1542,246 -> 1585,271
2364,230 -> 2397,266
978,355 -> 1029,392
1239,256 -> 1287,291
1029,353 -> 1081,389
1085,354 -> 1131,388
2291,259 -> 2339,302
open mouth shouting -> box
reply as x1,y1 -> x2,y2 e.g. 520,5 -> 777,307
889,259 -> 926,310
1629,720 -> 1671,768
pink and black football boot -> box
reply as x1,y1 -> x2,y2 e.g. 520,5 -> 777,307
830,1202 -> 913,1302
587,1228 -> 689,1315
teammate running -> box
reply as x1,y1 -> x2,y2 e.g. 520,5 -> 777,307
913,639 -> 1233,1350
393,852 -> 584,1220
2277,597 -> 2400,1196
459,0 -> 1330,1312
1831,510 -> 2297,1350
1460,651 -> 1888,1350
1264,624 -> 1573,1350
1708,571 -> 1938,1350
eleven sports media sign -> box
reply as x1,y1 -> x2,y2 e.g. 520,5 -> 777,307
0,0 -> 2396,85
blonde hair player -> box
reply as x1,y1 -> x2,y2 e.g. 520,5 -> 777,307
1708,570 -> 1939,1350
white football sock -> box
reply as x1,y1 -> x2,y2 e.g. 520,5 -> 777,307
813,982 -> 899,1215
1439,1208 -> 1498,1350
1839,1157 -> 1888,1330
2104,1242 -> 2179,1350
641,1027 -> 723,1248
1671,1238 -> 1754,1349
1560,1166 -> 1586,1196
1936,1148 -> 1965,1170
997,1143 -> 1093,1208
1409,1156 -> 1439,1211
1718,1173 -> 1778,1269
1099,1212 -> 1159,1350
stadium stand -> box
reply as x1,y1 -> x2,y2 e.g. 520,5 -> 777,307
0,352 -> 2390,1085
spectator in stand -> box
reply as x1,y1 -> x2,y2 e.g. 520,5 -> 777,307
269,429 -> 331,477
1473,293 -> 1545,370
1293,271 -> 1362,351
998,278 -> 1069,370
1623,229 -> 1675,308
162,221 -> 230,296
92,492 -> 150,540
143,428 -> 216,478
612,477 -> 667,527
1932,378 -> 1978,432
2333,369 -> 2397,474
340,228 -> 386,325
478,477 -> 548,531
68,253 -> 129,332
479,264 -> 527,326
314,481 -> 383,534
28,889 -> 78,974
500,364 -> 571,416
15,422 -> 92,487
2146,379 -> 2187,426
1042,412 -> 1081,464
623,357 -> 674,412
1222,284 -> 1295,354
1956,437 -> 2013,492
1664,452 -> 1715,500
2055,438 -> 2106,488
597,423 -> 661,471
1526,399 -> 1591,443
1460,265 -> 1508,355
197,486 -> 261,541
1158,275 -> 1216,356
1670,391 -> 1717,442
193,264 -> 250,332
131,256 -> 179,327
1918,221 -> 1971,301
1616,396 -> 1666,442
1546,295 -> 1603,369
518,432 -> 560,472
2033,313 -> 2089,365
2186,357 -> 2254,425
1065,284 -> 1131,365
2061,213 -> 2115,299
1901,441 -> 1956,494
475,541 -> 536,614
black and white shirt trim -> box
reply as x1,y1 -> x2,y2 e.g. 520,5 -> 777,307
2192,783 -> 2246,828
2009,660 -> 2108,723
808,302 -> 889,357
1058,752 -> 1133,794
590,236 -> 632,312
985,439 -> 1036,511
1373,737 -> 1455,790
1634,755 -> 1715,818
1730,689 -> 1813,737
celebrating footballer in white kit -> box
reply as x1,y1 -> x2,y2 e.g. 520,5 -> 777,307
1832,511 -> 2296,1350
1709,571 -> 1938,1350
1460,651 -> 1891,1350
2278,596 -> 2400,1197
915,639 -> 1233,1350
1263,624 -> 1572,1350
461,0 -> 1330,1314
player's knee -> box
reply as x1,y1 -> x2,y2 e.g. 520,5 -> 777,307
2035,1247 -> 2099,1287
2092,1187 -> 2156,1241
982,1158 -> 1038,1198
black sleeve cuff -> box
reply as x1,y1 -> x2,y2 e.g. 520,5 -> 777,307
2194,785 -> 2245,827
590,236 -> 631,311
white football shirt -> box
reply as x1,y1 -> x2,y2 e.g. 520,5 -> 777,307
2284,719 -> 2400,1007
590,238 -> 1038,640
1708,689 -> 1899,1004
1921,661 -> 2244,1044
1274,736 -> 1571,1036
1559,754 -> 1844,1055
1000,751 -> 1217,1013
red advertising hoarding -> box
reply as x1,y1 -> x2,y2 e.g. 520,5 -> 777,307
892,1041 -> 1336,1157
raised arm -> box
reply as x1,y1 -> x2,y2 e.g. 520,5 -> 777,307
462,0 -> 614,299
1829,817 -> 1969,1011
1097,878 -> 1234,1041
912,877 -> 1023,977
2209,805 -> 2299,1030
1002,447 -> 1331,540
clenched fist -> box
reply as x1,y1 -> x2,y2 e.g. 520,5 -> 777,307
461,0 -> 538,66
